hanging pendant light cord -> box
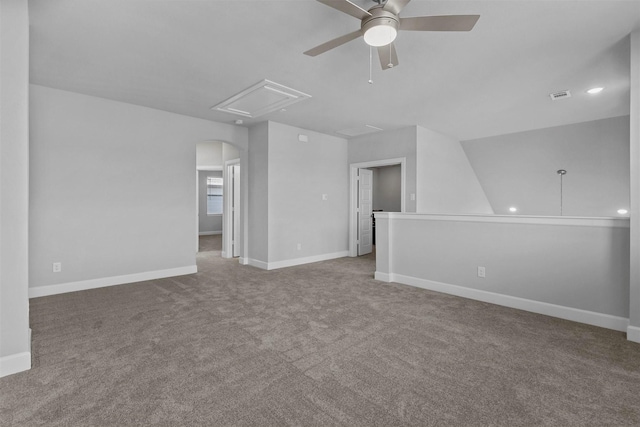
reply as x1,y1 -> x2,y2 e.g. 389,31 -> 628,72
557,169 -> 566,216
560,174 -> 563,216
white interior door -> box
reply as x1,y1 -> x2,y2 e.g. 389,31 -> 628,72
232,164 -> 241,257
358,168 -> 373,256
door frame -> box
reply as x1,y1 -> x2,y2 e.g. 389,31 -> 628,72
222,158 -> 240,258
349,157 -> 406,257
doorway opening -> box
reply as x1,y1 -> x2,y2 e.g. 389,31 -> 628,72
349,158 -> 406,257
195,141 -> 241,257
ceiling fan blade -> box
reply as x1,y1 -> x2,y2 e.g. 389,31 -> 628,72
377,42 -> 399,70
400,15 -> 480,31
383,0 -> 411,15
316,0 -> 372,20
304,30 -> 363,57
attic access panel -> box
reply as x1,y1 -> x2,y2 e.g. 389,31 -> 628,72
211,79 -> 311,118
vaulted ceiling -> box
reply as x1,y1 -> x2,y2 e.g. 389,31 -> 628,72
29,0 -> 640,141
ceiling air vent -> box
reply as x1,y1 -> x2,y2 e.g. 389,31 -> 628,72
549,90 -> 571,100
211,79 -> 311,118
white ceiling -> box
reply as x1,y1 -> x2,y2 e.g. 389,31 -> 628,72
29,0 -> 640,141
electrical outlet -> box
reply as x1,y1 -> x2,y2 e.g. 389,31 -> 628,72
297,243 -> 302,250
477,266 -> 485,278
53,262 -> 62,273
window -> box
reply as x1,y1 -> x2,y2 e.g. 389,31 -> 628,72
207,177 -> 223,215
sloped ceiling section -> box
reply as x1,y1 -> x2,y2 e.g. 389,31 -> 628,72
28,0 -> 640,140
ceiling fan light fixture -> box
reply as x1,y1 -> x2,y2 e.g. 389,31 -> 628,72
363,22 -> 397,47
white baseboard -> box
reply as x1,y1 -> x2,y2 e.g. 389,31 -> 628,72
0,352 -> 31,378
238,257 -> 249,265
248,251 -> 349,271
199,231 -> 222,236
374,272 -> 392,282
29,265 -> 198,298
268,251 -> 349,270
247,258 -> 269,270
376,272 -> 629,332
628,325 -> 640,343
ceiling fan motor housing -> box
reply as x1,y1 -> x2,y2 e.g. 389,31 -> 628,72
361,7 -> 399,38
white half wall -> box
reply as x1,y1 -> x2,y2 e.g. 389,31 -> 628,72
29,85 -> 247,294
375,213 -> 630,332
0,0 -> 31,378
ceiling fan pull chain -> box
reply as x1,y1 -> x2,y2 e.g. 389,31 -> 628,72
368,45 -> 373,84
369,46 -> 373,84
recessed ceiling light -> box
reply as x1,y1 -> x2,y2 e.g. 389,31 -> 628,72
617,209 -> 628,214
509,207 -> 518,213
587,87 -> 604,94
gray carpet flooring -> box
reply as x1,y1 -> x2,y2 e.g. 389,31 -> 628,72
1,235 -> 640,426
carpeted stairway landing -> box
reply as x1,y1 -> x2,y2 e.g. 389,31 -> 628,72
1,235 -> 639,426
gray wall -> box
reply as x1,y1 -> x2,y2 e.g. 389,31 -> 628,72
248,121 -> 348,265
29,85 -> 247,290
267,122 -> 348,263
349,126 -> 492,215
198,170 -> 222,234
416,126 -> 493,214
223,143 -> 240,163
372,165 -> 401,212
349,127 -> 418,212
461,116 -> 630,216
196,141 -> 223,168
0,0 -> 30,374
248,122 -> 269,263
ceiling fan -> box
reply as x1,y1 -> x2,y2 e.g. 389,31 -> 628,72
304,0 -> 480,70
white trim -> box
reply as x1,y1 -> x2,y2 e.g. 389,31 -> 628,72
196,165 -> 223,171
199,231 -> 222,236
247,258 -> 269,270
349,157 -> 406,257
0,352 -> 31,378
29,265 -> 198,298
374,272 -> 392,282
628,325 -> 640,343
247,251 -> 349,271
223,158 -> 241,259
238,257 -> 249,265
376,272 -> 629,332
374,212 -> 630,228
267,251 -> 349,270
